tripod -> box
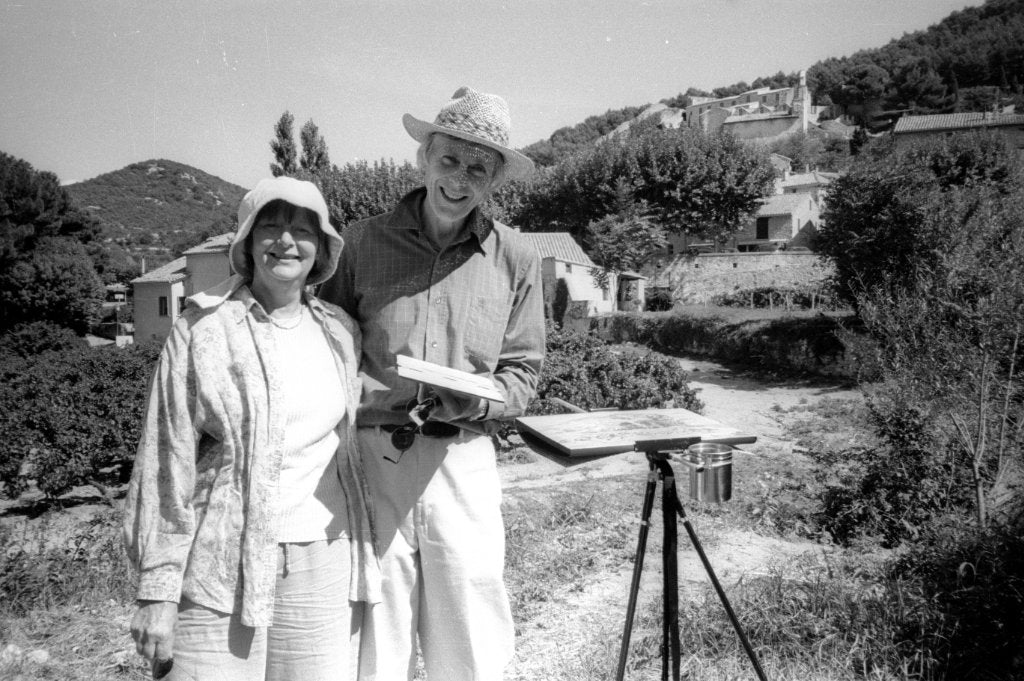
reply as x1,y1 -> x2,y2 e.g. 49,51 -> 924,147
615,439 -> 769,681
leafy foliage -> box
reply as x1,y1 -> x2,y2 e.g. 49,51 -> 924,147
510,126 -> 775,246
584,181 -> 666,289
1,153 -> 113,333
807,0 -> 1024,122
0,342 -> 161,499
818,133 -> 1021,307
299,119 -> 331,175
269,111 -> 298,177
519,105 -> 647,167
317,159 -> 421,228
529,322 -> 702,415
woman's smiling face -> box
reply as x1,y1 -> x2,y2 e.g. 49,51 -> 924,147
421,134 -> 503,227
249,201 -> 320,290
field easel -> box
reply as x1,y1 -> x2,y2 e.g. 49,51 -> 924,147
616,437 -> 769,681
514,402 -> 768,680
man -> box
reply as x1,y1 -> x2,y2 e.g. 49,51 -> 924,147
319,87 -> 545,681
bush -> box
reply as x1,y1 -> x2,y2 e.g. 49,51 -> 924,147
813,394 -> 972,547
529,323 -> 702,415
888,526 -> 1024,680
608,310 -> 854,378
0,342 -> 161,499
712,285 -> 841,311
644,288 -> 673,312
0,321 -> 85,359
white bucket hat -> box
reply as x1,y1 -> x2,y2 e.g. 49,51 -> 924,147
403,86 -> 535,181
229,176 -> 342,286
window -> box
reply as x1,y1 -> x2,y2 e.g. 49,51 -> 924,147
178,296 -> 186,314
158,296 -> 168,317
756,217 -> 770,240
565,263 -> 573,273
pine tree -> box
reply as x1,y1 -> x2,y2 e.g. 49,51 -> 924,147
269,111 -> 298,177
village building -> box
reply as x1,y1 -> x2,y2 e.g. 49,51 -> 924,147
892,112 -> 1024,149
131,233 -> 232,343
520,232 -> 645,326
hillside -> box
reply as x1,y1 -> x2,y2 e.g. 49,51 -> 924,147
65,159 -> 246,270
521,0 -> 1024,165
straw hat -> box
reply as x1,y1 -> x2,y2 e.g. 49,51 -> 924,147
403,87 -> 535,180
229,176 -> 342,286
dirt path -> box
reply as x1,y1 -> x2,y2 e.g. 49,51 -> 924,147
502,356 -> 861,680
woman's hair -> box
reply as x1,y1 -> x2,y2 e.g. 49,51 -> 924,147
244,199 -> 330,282
415,133 -> 507,190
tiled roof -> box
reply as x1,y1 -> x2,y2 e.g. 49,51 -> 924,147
757,193 -> 812,217
132,256 -> 187,284
522,232 -> 594,266
782,171 -> 839,188
183,232 -> 234,255
893,112 -> 1024,134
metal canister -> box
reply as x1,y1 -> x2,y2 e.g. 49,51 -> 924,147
683,442 -> 733,503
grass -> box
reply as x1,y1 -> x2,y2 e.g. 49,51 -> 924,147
3,396 -> 1014,680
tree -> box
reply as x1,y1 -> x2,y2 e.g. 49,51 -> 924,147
584,181 -> 667,290
818,133 -> 1019,307
511,125 -> 775,248
269,111 -> 298,177
318,159 -> 421,228
299,119 -> 331,175
0,236 -> 105,334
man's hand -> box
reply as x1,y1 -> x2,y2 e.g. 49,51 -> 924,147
130,600 -> 177,663
428,388 -> 485,423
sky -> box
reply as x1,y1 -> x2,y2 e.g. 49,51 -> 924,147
0,0 -> 986,189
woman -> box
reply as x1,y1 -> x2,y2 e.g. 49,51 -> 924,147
123,176 -> 379,680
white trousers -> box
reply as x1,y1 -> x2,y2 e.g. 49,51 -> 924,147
167,539 -> 356,681
357,428 -> 514,681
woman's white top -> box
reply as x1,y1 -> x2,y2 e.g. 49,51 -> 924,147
272,306 -> 349,543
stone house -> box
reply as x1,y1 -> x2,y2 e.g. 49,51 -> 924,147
892,112 -> 1024,149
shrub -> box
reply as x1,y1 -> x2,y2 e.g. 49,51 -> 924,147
813,394 -> 972,547
712,285 -> 841,311
644,288 -> 673,312
0,342 -> 161,499
529,323 -> 702,415
0,321 -> 86,359
888,526 -> 1024,680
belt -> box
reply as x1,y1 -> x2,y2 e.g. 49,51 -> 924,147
380,422 -> 461,438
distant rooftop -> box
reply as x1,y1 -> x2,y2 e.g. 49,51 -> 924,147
758,193 -> 812,217
782,170 -> 839,188
132,256 -> 187,284
183,232 -> 235,255
893,112 -> 1024,134
522,232 -> 595,266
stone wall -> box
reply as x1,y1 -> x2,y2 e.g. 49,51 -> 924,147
648,252 -> 834,304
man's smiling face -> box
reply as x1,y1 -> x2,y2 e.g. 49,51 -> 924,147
421,134 -> 503,228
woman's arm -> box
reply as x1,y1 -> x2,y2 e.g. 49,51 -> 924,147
122,319 -> 201,658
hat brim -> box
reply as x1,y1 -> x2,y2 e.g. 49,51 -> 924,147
403,113 -> 535,181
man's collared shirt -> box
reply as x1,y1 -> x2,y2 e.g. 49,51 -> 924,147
319,188 -> 545,432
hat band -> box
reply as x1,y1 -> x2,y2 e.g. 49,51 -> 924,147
433,111 -> 509,147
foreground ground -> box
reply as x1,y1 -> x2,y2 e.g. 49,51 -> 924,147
0,355 -> 865,680
501,356 -> 864,680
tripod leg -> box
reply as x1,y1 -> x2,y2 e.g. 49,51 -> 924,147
675,496 -> 770,681
654,460 -> 681,681
616,464 -> 659,681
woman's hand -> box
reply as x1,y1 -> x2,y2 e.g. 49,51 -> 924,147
130,600 -> 178,662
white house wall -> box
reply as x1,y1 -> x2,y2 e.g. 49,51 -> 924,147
133,280 -> 185,343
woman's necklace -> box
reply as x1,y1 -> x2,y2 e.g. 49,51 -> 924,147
267,304 -> 304,330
